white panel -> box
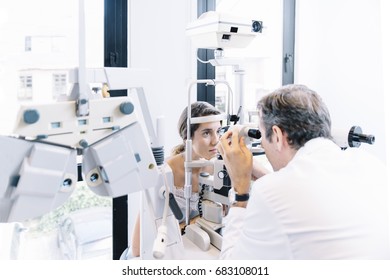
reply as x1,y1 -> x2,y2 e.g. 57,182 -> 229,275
128,0 -> 193,155
295,0 -> 386,162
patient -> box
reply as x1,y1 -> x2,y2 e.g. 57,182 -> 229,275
131,101 -> 222,257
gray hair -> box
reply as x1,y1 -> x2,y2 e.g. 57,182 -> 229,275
257,84 -> 332,149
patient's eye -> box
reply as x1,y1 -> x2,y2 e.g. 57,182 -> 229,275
202,130 -> 211,137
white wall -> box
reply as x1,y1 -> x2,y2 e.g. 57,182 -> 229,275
380,0 -> 390,232
128,0 -> 196,155
295,0 -> 387,163
126,0 -> 196,244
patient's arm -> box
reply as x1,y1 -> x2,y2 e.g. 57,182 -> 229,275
131,213 -> 141,257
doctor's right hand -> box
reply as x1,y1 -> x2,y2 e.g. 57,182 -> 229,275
217,128 -> 252,195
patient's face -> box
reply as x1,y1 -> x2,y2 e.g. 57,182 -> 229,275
192,121 -> 221,160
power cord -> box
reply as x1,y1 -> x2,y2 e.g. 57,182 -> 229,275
198,184 -> 206,218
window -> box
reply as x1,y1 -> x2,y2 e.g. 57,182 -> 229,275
18,75 -> 33,100
0,0 -> 107,260
52,73 -> 67,98
25,36 -> 32,52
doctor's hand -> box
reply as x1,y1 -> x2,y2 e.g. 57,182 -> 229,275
217,128 -> 253,195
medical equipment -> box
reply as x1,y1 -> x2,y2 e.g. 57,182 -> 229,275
182,12 -> 264,249
195,124 -> 260,250
185,11 -> 262,50
0,63 -> 182,259
183,11 -> 263,224
181,131 -> 260,251
183,79 -> 262,249
186,12 -> 264,125
183,79 -> 229,226
333,126 -> 375,149
218,124 -> 261,148
0,0 -> 183,260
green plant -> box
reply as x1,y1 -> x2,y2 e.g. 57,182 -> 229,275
26,183 -> 112,236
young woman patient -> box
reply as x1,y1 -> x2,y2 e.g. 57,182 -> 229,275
131,101 -> 222,257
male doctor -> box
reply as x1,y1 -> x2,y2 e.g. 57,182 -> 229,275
217,84 -> 389,259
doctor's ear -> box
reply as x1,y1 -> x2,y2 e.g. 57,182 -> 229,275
271,125 -> 285,152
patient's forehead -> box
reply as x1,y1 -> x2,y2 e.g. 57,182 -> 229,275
196,121 -> 221,131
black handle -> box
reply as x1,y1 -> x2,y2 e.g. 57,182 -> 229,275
168,192 -> 183,221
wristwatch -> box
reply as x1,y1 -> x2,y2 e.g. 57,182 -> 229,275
228,188 -> 250,204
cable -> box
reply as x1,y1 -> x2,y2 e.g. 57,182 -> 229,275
198,184 -> 206,218
197,56 -> 211,64
196,48 -> 212,64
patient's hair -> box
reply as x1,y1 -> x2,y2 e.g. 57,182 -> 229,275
257,84 -> 332,150
172,101 -> 221,155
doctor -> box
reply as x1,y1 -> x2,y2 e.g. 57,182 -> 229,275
217,84 -> 389,259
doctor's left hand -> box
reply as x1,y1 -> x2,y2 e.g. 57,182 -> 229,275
217,128 -> 253,195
